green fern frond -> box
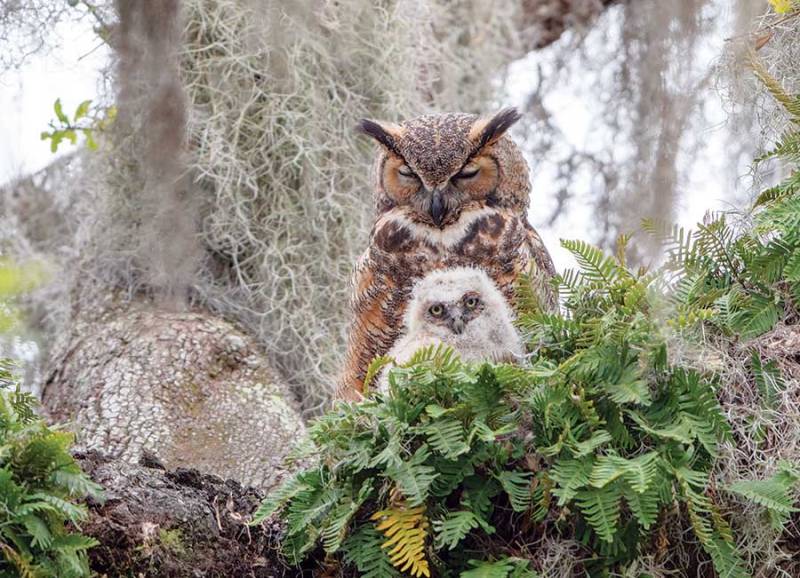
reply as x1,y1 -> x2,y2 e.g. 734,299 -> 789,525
364,355 -> 393,395
550,457 -> 593,506
726,466 -> 799,531
460,558 -> 537,578
575,482 -> 623,543
250,475 -> 309,524
321,481 -> 373,553
561,239 -> 624,286
754,172 -> 800,207
496,471 -> 532,513
622,482 -> 661,530
422,418 -> 469,459
386,445 -> 438,506
342,525 -> 400,578
433,510 -> 481,550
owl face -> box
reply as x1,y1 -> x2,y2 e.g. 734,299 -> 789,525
422,290 -> 486,335
404,267 -> 509,340
359,109 -> 527,228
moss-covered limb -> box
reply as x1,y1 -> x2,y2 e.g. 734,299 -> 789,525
77,451 -> 304,578
42,300 -> 306,491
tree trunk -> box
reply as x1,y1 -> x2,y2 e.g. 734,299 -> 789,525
77,451 -> 298,578
43,302 -> 305,490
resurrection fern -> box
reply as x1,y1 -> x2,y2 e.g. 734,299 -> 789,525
248,222 -> 799,575
0,360 -> 103,578
643,59 -> 800,343
371,504 -> 431,578
726,462 -> 800,532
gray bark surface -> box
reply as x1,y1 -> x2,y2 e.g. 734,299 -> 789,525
43,303 -> 306,490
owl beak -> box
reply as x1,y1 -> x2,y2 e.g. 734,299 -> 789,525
449,316 -> 465,335
430,189 -> 446,227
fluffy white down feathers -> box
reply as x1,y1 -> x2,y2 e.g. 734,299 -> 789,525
378,267 -> 524,393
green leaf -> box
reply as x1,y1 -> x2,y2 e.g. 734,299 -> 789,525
433,510 -> 481,550
575,483 -> 623,543
422,418 -> 469,459
22,514 -> 52,549
726,467 -> 799,531
250,475 -> 309,524
321,481 -> 372,554
622,482 -> 660,529
496,471 -> 532,513
53,98 -> 68,124
74,100 -> 91,121
364,355 -> 392,395
342,526 -> 399,578
386,444 -> 438,506
460,558 -> 537,578
561,239 -> 621,286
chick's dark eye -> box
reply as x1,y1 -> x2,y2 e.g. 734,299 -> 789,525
454,163 -> 480,180
398,165 -> 417,178
428,304 -> 444,317
464,296 -> 480,309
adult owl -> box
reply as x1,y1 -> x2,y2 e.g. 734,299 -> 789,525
377,267 -> 524,394
339,108 -> 555,398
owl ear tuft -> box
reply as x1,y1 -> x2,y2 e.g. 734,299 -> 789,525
357,119 -> 403,154
470,107 -> 522,150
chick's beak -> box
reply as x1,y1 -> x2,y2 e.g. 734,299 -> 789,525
429,189 -> 446,227
449,316 -> 465,335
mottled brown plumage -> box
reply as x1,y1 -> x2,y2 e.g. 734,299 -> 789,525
339,108 -> 555,397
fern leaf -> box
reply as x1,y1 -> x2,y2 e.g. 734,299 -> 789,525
321,481 -> 373,554
250,475 -> 309,524
561,239 -> 620,285
21,514 -> 52,549
621,482 -> 660,529
342,526 -> 400,578
728,292 -> 781,339
50,469 -> 104,501
571,430 -> 612,457
575,483 -> 623,543
25,494 -> 87,523
726,471 -> 799,531
550,457 -> 593,506
422,418 -> 469,459
601,365 -> 651,406
460,557 -> 536,577
364,356 -> 393,395
371,504 -> 431,578
590,452 -> 658,493
433,510 -> 480,550
621,452 -> 660,493
496,471 -> 532,512
386,445 -> 438,506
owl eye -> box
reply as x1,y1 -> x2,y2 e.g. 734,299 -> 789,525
464,296 -> 481,309
428,303 -> 445,317
398,165 -> 418,179
454,162 -> 480,180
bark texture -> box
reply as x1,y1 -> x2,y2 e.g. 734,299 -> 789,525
77,451 -> 301,578
521,0 -> 621,49
43,303 -> 305,490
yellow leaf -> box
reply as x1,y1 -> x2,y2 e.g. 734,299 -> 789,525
769,0 -> 793,14
371,503 -> 431,577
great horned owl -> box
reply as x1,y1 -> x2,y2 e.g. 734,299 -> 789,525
339,108 -> 555,398
378,267 -> 524,394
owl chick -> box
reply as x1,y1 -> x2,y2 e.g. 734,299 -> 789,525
377,267 -> 524,394
339,107 -> 555,398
